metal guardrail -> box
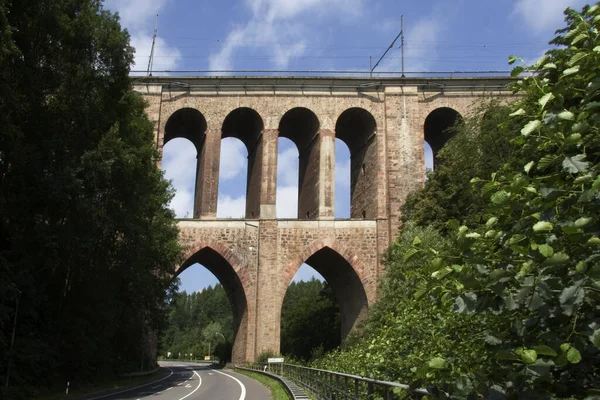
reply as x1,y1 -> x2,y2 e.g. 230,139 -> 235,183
239,363 -> 431,400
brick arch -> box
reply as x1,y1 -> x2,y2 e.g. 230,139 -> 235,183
279,237 -> 370,342
281,237 -> 366,291
178,238 -> 252,289
176,238 -> 253,363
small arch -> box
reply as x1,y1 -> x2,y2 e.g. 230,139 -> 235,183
424,107 -> 463,166
164,108 -> 207,151
282,240 -> 369,342
176,242 -> 250,363
276,137 -> 300,219
279,108 -> 321,220
161,138 -> 197,218
220,108 -> 264,219
335,108 -> 377,219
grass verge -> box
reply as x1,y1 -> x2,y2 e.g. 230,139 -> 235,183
34,367 -> 169,400
235,369 -> 292,400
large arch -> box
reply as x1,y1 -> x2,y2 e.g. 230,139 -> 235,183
163,108 -> 209,219
335,108 -> 377,219
222,108 -> 264,219
424,107 -> 462,166
176,242 -> 251,363
279,108 -> 321,219
281,240 -> 369,342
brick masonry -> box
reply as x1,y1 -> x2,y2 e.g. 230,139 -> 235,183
135,77 -> 517,362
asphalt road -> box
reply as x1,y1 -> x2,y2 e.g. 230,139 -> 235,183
78,361 -> 271,400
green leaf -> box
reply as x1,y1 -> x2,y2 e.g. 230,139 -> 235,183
543,252 -> 570,266
511,66 -> 525,77
533,345 -> 557,357
428,357 -> 446,369
431,266 -> 452,280
570,35 -> 588,47
521,349 -> 537,364
524,161 -> 534,173
508,55 -> 519,65
593,176 -> 600,191
538,244 -> 554,257
590,329 -> 600,349
542,62 -> 557,70
562,65 -> 580,77
533,221 -> 553,232
412,236 -> 422,246
563,154 -> 589,173
566,347 -> 581,364
491,190 -> 509,204
485,333 -> 503,345
521,120 -> 542,136
557,110 -> 575,120
575,217 -> 593,227
509,108 -> 526,117
560,285 -> 585,316
486,216 -> 498,226
594,45 -> 600,53
403,248 -> 419,262
538,93 -> 554,109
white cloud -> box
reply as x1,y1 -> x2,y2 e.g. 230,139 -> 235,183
130,34 -> 181,75
513,0 -> 586,34
276,186 -> 298,218
105,0 -> 167,30
162,138 -> 197,217
220,138 -> 248,181
217,195 -> 247,218
210,0 -> 363,71
104,0 -> 181,74
277,145 -> 299,187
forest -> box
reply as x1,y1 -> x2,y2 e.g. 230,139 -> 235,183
0,1 -> 181,398
158,278 -> 341,363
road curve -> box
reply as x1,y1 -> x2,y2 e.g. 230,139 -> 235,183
76,361 -> 270,400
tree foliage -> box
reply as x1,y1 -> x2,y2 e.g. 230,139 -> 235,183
313,4 -> 600,399
281,278 -> 340,361
158,285 -> 234,362
0,0 -> 181,396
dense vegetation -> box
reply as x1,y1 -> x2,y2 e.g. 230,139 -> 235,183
159,284 -> 234,362
158,278 -> 340,363
0,0 -> 181,397
280,278 -> 340,360
313,4 -> 600,399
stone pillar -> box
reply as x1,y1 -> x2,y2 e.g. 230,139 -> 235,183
253,220 -> 280,357
319,129 -> 335,219
298,130 -> 335,219
193,129 -> 221,219
246,129 -> 278,219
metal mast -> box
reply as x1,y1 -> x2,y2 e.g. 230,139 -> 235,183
147,15 -> 158,76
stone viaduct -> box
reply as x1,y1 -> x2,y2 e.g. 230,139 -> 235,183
134,76 -> 515,362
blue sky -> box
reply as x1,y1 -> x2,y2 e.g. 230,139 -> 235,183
105,0 -> 586,293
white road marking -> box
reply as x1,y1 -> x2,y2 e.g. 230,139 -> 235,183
177,370 -> 202,400
185,384 -> 192,388
167,387 -> 173,391
151,384 -> 161,388
208,373 -> 214,375
87,368 -> 174,400
212,369 -> 246,400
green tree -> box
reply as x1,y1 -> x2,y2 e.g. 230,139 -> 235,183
0,0 -> 181,396
280,279 -> 340,361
